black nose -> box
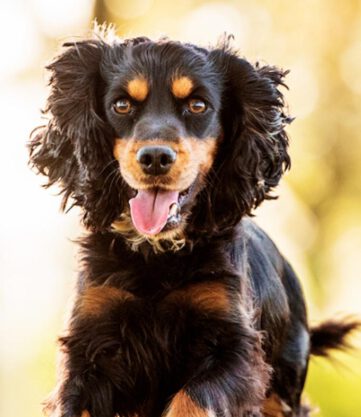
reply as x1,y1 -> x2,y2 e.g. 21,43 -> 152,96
136,146 -> 177,175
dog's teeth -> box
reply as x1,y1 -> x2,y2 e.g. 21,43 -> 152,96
168,203 -> 179,218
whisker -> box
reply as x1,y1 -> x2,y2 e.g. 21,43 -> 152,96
102,166 -> 120,188
97,159 -> 119,180
108,168 -> 121,191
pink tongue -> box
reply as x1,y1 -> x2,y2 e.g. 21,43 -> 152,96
129,189 -> 179,235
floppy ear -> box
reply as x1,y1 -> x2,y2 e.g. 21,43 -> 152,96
198,48 -> 292,232
29,39 -> 125,230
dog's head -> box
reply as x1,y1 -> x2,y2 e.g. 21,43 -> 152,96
29,32 -> 291,251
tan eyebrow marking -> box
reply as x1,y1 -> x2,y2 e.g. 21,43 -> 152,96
127,77 -> 149,101
171,76 -> 193,99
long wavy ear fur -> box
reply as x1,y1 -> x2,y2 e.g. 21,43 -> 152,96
29,38 -> 125,230
195,46 -> 292,233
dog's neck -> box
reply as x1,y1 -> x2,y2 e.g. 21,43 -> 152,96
79,225 -> 244,299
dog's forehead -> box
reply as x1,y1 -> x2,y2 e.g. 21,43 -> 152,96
129,41 -> 209,79
108,41 -> 215,100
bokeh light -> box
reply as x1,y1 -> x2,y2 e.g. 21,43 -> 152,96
30,0 -> 95,38
104,0 -> 154,20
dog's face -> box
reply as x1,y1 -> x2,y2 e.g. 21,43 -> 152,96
105,42 -> 222,238
29,34 -> 291,251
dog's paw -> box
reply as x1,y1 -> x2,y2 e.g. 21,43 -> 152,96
164,390 -> 216,417
262,393 -> 292,417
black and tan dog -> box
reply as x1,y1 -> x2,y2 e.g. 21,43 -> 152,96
29,29 -> 358,417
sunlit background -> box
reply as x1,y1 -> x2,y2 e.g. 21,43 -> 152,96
1,0 -> 361,416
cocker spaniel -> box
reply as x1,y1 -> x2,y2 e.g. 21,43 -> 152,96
29,29 -> 358,417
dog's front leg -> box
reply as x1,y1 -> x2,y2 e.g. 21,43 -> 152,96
42,321 -> 96,417
164,314 -> 271,417
43,341 -> 116,417
43,285 -> 138,417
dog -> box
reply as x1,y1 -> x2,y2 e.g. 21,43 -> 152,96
29,29 -> 358,417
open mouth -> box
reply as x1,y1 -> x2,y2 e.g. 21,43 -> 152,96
129,187 -> 191,236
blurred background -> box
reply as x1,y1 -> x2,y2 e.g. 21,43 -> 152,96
1,0 -> 361,416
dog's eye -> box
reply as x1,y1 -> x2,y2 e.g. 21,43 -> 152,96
188,98 -> 207,114
113,99 -> 132,114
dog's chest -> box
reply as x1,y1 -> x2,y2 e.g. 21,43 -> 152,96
77,240 -> 239,391
78,278 -> 232,390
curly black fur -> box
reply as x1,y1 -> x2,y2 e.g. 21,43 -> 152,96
191,50 -> 291,234
29,30 -> 358,417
